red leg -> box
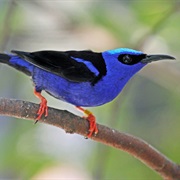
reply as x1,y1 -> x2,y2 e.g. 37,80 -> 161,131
34,89 -> 48,122
76,106 -> 98,138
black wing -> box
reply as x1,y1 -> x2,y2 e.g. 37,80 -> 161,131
11,50 -> 107,84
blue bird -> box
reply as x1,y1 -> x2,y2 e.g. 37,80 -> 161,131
0,48 -> 175,137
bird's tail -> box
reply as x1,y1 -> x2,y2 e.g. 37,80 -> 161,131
0,53 -> 11,64
0,52 -> 32,76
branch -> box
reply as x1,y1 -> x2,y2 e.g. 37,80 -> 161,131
0,98 -> 180,179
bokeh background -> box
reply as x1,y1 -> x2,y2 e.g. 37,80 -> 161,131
0,0 -> 180,179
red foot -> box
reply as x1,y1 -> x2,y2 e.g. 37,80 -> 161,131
34,89 -> 48,122
76,106 -> 98,138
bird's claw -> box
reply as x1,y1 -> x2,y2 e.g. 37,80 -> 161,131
86,113 -> 98,138
76,106 -> 98,138
36,99 -> 48,120
34,89 -> 48,123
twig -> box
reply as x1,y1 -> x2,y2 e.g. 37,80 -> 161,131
0,98 -> 179,180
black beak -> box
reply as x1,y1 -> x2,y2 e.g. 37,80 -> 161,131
141,54 -> 175,63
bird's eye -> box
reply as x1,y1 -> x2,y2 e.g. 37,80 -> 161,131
122,55 -> 132,64
118,53 -> 147,65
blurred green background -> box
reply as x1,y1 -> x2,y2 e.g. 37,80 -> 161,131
0,0 -> 180,179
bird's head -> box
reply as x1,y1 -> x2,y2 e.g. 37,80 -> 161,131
105,48 -> 175,65
101,48 -> 175,82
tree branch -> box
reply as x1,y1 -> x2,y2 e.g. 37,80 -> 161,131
0,98 -> 179,179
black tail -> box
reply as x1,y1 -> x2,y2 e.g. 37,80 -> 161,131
0,53 -> 11,64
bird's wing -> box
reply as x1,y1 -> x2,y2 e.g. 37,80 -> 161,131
11,50 -> 107,84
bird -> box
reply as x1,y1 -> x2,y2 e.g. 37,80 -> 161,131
0,48 -> 175,137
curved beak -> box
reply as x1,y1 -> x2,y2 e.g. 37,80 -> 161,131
141,54 -> 175,63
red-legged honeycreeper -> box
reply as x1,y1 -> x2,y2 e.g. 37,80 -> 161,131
0,48 -> 175,137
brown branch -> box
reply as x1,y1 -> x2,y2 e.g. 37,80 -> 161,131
0,98 -> 180,179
